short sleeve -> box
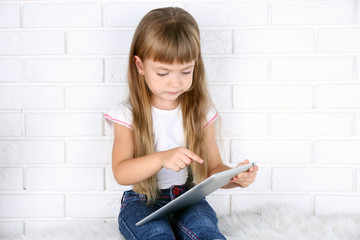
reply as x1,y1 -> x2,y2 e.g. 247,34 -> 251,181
104,100 -> 133,129
203,106 -> 218,129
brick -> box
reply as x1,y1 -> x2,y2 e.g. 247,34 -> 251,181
105,57 -> 128,82
67,194 -> 121,217
189,2 -> 268,26
106,166 -> 131,191
358,57 -> 360,80
0,31 -> 64,55
0,141 -> 64,164
67,140 -> 111,164
67,86 -> 127,110
26,167 -> 104,191
208,85 -> 232,110
0,4 -> 20,28
357,113 -> 360,136
0,168 -> 23,190
0,221 -> 23,236
231,139 -> 312,164
200,30 -> 232,54
234,29 -> 314,54
272,1 -> 353,25
25,113 -> 103,137
358,169 -> 360,191
26,220 -> 119,237
272,57 -> 353,81
0,195 -> 64,218
272,167 -> 352,192
0,113 -> 22,137
271,113 -> 352,137
207,194 -> 230,217
317,84 -> 360,108
68,31 -> 133,55
315,195 -> 360,215
104,2 -> 185,27
24,3 -> 101,27
204,57 -> 269,82
0,86 -> 64,110
26,58 -> 103,82
319,28 -> 360,53
314,140 -> 360,164
233,85 -> 313,109
0,59 -> 22,82
231,194 -> 312,214
221,112 -> 267,137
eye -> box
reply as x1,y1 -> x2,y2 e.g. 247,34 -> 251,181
157,73 -> 168,77
182,71 -> 192,75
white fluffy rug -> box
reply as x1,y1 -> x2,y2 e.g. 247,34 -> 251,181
2,205 -> 360,240
219,205 -> 360,240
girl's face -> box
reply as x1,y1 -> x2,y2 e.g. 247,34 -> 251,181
134,56 -> 195,110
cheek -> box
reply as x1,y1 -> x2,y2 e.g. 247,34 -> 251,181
184,77 -> 193,90
143,73 -> 158,90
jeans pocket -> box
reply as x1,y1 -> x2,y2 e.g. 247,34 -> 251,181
121,190 -> 146,209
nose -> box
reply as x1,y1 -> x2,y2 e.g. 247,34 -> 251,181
168,74 -> 181,88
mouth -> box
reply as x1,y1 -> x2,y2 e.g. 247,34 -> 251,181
167,91 -> 180,95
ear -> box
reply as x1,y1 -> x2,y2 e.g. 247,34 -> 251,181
133,56 -> 144,75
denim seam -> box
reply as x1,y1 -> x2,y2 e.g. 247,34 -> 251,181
172,217 -> 199,240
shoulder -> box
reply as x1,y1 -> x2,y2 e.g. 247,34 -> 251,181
104,100 -> 133,129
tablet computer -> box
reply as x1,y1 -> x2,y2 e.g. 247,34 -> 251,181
136,162 -> 256,226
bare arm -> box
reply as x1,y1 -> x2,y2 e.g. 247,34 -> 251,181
112,123 -> 162,185
205,123 -> 258,189
112,123 -> 203,185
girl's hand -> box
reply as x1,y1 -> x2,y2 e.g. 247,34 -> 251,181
230,159 -> 258,188
160,147 -> 203,172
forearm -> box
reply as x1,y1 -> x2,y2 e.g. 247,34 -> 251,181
112,152 -> 163,185
208,163 -> 231,177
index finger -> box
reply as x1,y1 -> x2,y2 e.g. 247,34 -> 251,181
183,149 -> 203,164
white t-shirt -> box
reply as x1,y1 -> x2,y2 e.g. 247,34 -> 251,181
104,100 -> 218,189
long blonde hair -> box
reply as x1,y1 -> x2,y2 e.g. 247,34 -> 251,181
128,7 -> 212,203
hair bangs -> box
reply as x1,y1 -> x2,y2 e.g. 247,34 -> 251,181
145,22 -> 200,64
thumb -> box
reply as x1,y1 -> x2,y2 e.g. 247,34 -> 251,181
236,159 -> 249,167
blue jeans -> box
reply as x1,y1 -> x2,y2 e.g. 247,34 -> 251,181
118,184 -> 226,240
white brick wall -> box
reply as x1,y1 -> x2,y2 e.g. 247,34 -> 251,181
25,58 -> 104,82
0,31 -> 65,55
1,0 -> 359,237
23,3 -> 102,28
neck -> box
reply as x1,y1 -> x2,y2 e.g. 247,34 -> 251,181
151,99 -> 179,110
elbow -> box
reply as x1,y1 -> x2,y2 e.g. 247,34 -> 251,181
112,165 -> 129,186
113,173 -> 132,186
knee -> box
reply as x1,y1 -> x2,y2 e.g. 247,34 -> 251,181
173,210 -> 224,239
175,218 -> 225,240
145,221 -> 175,239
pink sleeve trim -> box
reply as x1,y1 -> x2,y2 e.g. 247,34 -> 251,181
203,112 -> 218,129
104,114 -> 133,129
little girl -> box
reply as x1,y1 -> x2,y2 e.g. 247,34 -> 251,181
105,7 -> 258,240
